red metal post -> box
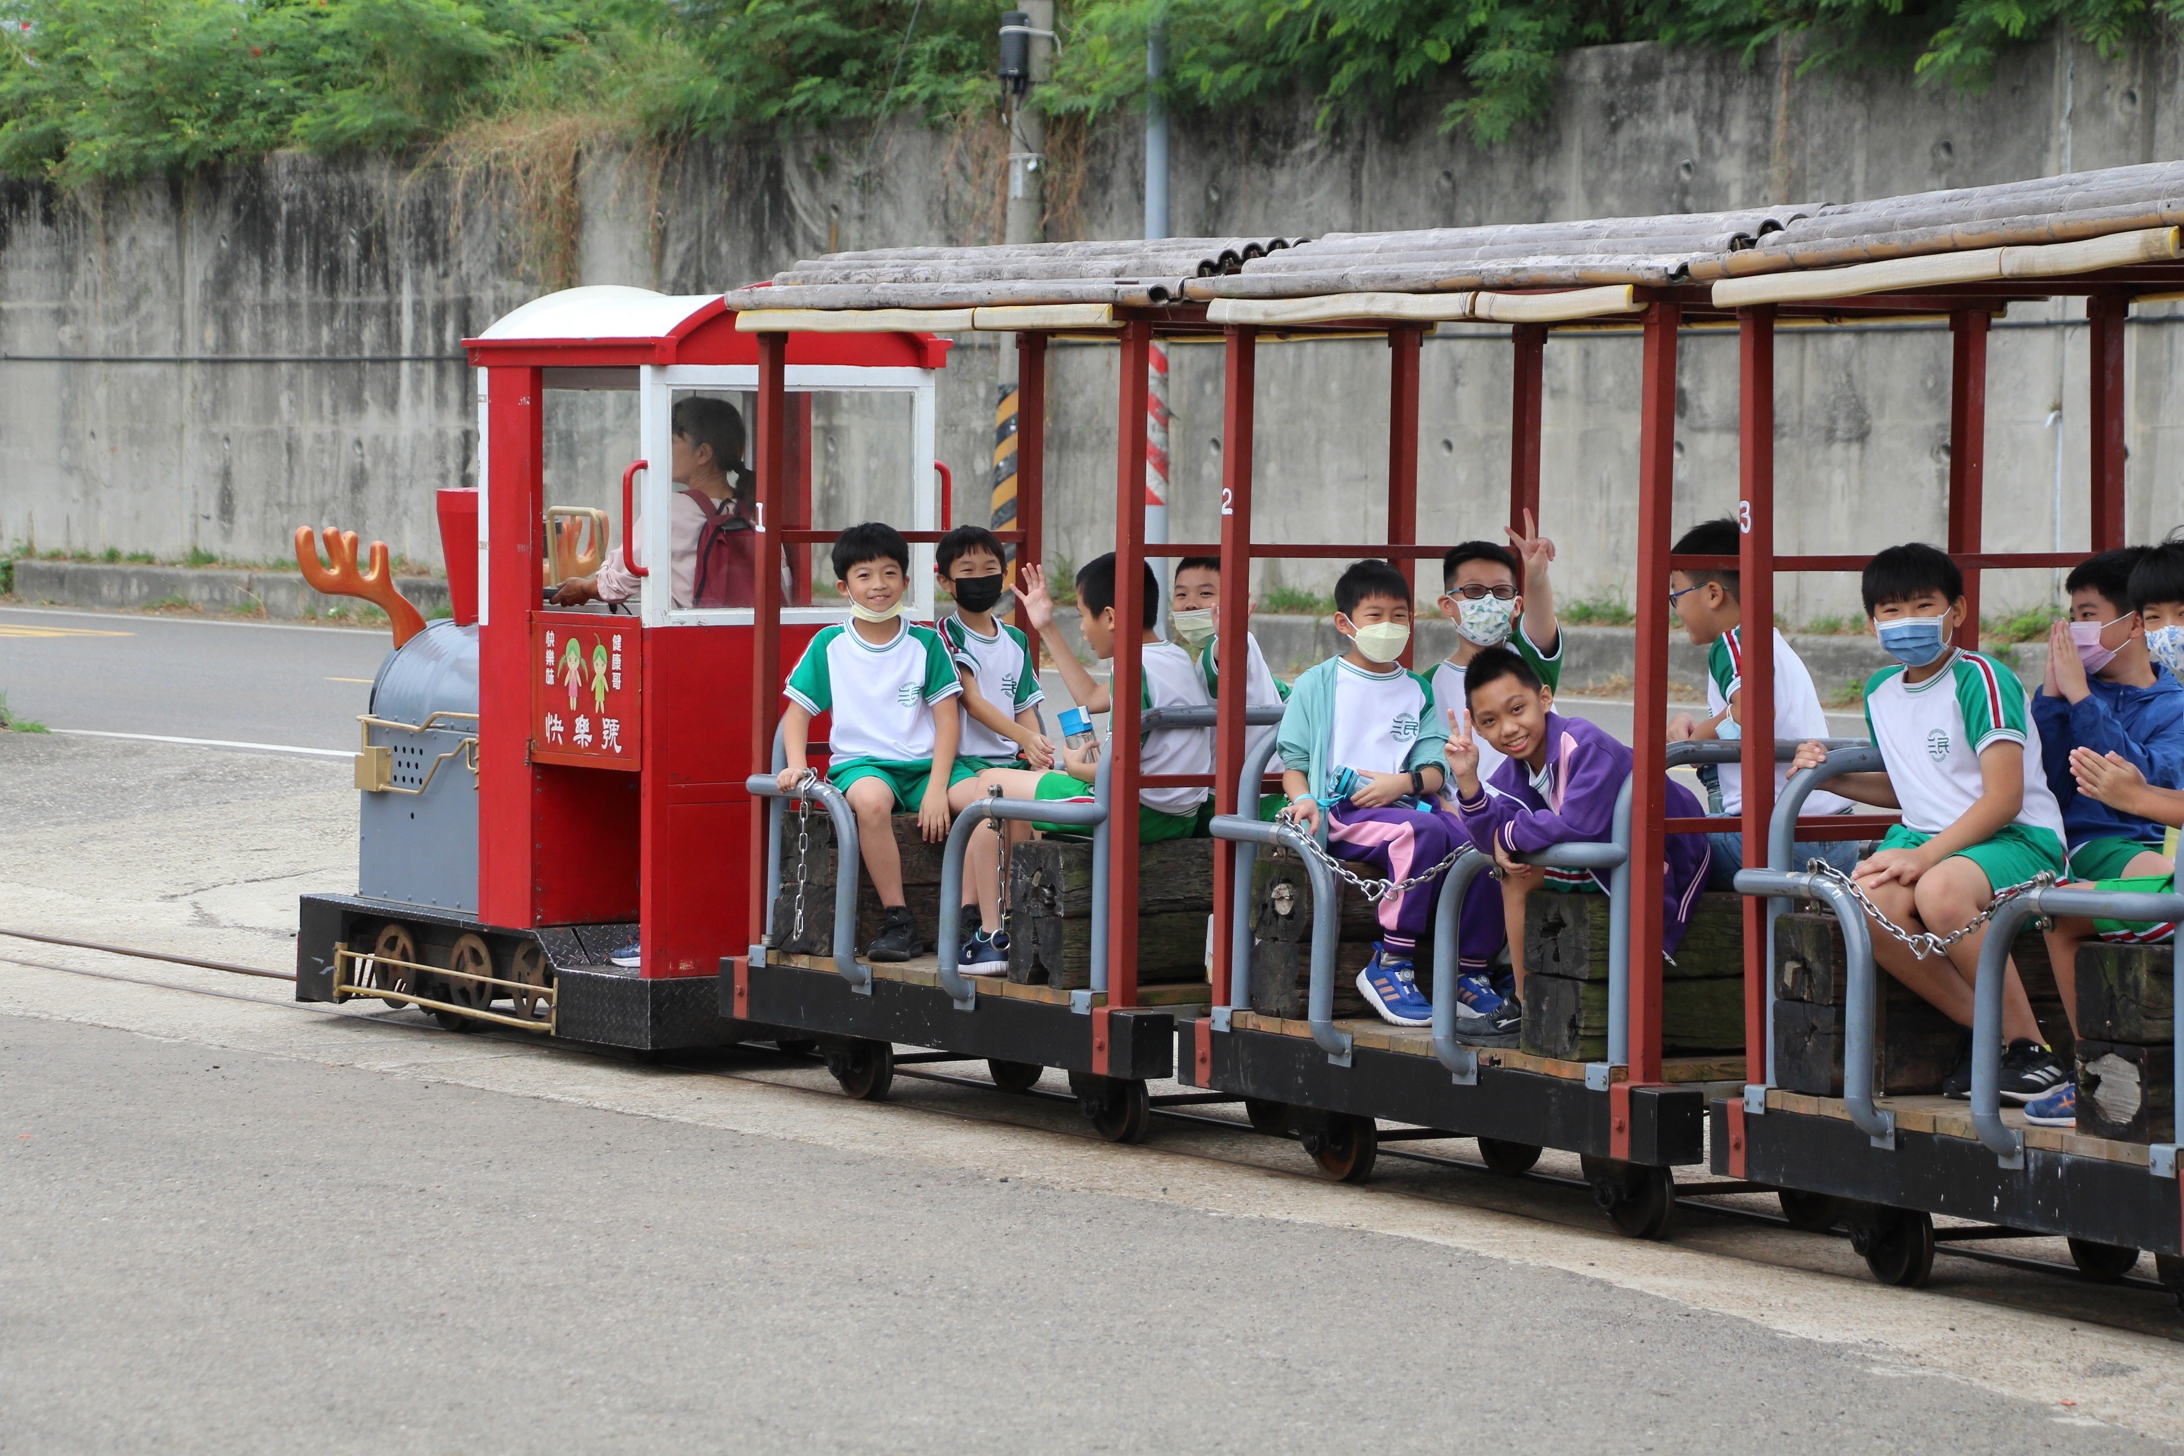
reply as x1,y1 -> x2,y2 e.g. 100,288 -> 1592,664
748,332 -> 788,945
1210,325 -> 1257,1010
1017,332 -> 1047,670
1387,327 -> 1422,665
1509,324 -> 1546,539
1948,311 -> 1988,650
1737,306 -> 1777,1079
1108,321 -> 1153,1008
478,365 -> 544,929
1627,301 -> 1681,1087
2089,294 -> 2129,552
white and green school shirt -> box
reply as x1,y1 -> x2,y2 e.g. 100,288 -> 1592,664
1138,641 -> 1216,816
1196,631 -> 1287,769
783,620 -> 961,763
1329,658 -> 1436,779
1862,649 -> 2066,845
940,614 -> 1043,762
1430,622 -> 1561,795
1706,627 -> 1852,817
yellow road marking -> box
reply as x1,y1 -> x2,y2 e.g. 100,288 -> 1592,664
323,677 -> 375,684
0,625 -> 134,639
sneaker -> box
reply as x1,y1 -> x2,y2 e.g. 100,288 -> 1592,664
1356,944 -> 1433,1028
2022,1082 -> 2077,1127
867,907 -> 921,963
1999,1040 -> 2070,1105
1490,967 -> 1516,1005
607,941 -> 641,968
1455,993 -> 1522,1048
1451,971 -> 1507,1023
963,929 -> 1011,976
1941,1032 -> 1974,1100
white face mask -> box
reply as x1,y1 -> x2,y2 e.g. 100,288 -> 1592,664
1170,607 -> 1216,651
1450,593 -> 1518,647
849,598 -> 905,624
2148,624 -> 2184,677
1349,620 -> 1411,665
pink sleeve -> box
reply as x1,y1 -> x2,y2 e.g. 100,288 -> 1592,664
593,513 -> 642,602
593,493 -> 706,607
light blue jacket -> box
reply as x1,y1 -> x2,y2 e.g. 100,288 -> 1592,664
1274,654 -> 1450,810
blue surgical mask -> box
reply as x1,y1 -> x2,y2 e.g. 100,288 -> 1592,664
2148,624 -> 2184,677
1876,613 -> 1953,667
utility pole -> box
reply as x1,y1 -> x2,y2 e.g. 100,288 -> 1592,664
1144,14 -> 1171,621
992,6 -> 1051,579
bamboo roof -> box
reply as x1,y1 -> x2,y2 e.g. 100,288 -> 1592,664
720,162 -> 2184,312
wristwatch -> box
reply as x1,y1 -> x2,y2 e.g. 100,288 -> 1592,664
1409,766 -> 1429,798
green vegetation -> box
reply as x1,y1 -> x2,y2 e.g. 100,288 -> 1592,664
0,689 -> 49,732
1561,593 -> 1635,627
1982,606 -> 2056,644
3,0 -> 2173,190
1257,584 -> 1335,616
182,546 -> 220,567
1798,613 -> 1866,636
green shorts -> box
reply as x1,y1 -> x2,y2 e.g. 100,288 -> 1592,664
829,756 -> 980,811
1028,770 -> 1098,836
1139,799 -> 1215,843
2088,873 -> 2180,943
1874,821 -> 2066,896
956,754 -> 1026,774
2067,834 -> 2167,882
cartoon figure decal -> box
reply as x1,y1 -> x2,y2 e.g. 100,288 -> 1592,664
560,637 -> 585,712
591,641 -> 611,715
534,615 -> 642,770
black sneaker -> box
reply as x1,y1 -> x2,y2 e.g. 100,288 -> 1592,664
867,906 -> 920,962
1998,1039 -> 2069,1105
1454,994 -> 1522,1049
1941,1032 -> 1974,1100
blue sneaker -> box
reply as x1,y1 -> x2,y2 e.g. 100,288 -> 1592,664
607,940 -> 641,968
2023,1082 -> 2076,1127
1356,944 -> 1433,1027
963,929 -> 1011,976
1453,971 -> 1506,1022
1490,967 -> 1516,1005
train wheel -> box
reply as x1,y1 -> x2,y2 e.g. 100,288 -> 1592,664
1476,1137 -> 1542,1176
1582,1157 -> 1675,1240
1777,1189 -> 1842,1233
1853,1208 -> 1935,1288
827,1040 -> 894,1102
1079,1078 -> 1151,1144
2067,1238 -> 2141,1284
988,1059 -> 1043,1094
1302,1114 -> 1378,1184
433,933 -> 494,1033
362,923 -> 417,1010
1243,1098 -> 1291,1137
2156,1254 -> 2184,1313
508,942 -> 552,1023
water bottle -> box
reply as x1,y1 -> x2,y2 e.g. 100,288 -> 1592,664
1058,705 -> 1099,761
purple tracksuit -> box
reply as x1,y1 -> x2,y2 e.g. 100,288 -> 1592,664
1326,803 -> 1467,956
1450,712 -> 1711,970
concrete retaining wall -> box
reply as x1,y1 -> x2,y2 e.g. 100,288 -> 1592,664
10,560 -> 450,620
4,32 -> 2180,624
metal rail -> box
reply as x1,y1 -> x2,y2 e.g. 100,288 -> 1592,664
0,927 -> 295,981
936,792 -> 1106,1010
747,727 -> 865,988
1207,813 -> 1349,1062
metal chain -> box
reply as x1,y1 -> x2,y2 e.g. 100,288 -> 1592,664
789,770 -> 819,942
1803,858 -> 2054,960
1276,812 -> 1461,904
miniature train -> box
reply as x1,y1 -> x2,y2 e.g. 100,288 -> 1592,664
297,165 -> 2184,1301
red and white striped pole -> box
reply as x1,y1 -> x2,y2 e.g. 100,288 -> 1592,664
1146,337 -> 1170,618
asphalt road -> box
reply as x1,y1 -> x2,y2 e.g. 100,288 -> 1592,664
0,1011 -> 2161,1456
0,606 -> 390,753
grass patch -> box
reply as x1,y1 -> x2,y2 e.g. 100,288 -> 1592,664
146,595 -> 197,613
182,547 -> 220,568
1799,614 -> 1867,636
1045,554 -> 1078,608
0,690 -> 48,733
1823,679 -> 1867,710
1562,594 -> 1636,627
1982,607 -> 2055,645
1259,585 -> 1335,617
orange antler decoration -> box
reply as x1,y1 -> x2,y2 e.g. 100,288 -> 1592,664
295,525 -> 429,648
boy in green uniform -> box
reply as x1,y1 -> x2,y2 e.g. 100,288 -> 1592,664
1170,554 -> 1287,818
777,522 -> 980,962
1788,543 -> 2070,1103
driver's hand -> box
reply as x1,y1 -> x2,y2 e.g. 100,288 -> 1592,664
553,576 -> 601,607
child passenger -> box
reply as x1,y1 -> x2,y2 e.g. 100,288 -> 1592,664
1788,543 -> 2070,1102
1170,555 -> 1288,814
1664,517 -> 1859,885
937,525 -> 1054,774
1275,560 -> 1458,1029
1446,647 -> 1712,1042
776,522 -> 983,963
2033,547 -> 2184,886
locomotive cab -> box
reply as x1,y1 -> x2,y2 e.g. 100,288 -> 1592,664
297,285 -> 951,1049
